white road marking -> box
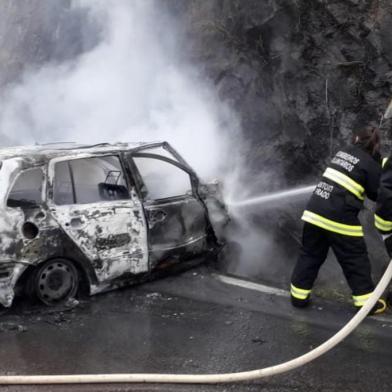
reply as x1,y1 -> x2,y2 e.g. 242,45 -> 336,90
213,274 -> 290,298
369,315 -> 392,324
213,274 -> 392,324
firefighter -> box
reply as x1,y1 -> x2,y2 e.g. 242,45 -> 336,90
290,124 -> 387,315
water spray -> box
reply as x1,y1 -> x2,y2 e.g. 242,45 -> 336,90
227,185 -> 315,208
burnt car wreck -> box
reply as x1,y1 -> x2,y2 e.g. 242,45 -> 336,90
0,142 -> 228,307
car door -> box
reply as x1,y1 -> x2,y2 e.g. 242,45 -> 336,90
125,145 -> 212,267
47,154 -> 149,283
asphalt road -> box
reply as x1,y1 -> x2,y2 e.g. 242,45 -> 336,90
0,265 -> 391,392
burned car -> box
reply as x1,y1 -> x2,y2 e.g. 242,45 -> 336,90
0,142 -> 228,307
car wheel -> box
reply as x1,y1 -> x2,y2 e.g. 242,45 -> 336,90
34,259 -> 79,306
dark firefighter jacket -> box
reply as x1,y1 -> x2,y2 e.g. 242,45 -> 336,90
375,157 -> 392,234
303,145 -> 382,237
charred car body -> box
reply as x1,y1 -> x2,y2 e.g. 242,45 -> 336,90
0,142 -> 228,307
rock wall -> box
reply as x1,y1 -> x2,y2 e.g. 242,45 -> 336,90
164,0 -> 392,296
166,0 -> 392,182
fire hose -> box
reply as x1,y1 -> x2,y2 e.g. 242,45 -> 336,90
0,259 -> 391,385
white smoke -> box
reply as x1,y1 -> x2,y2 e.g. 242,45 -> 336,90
0,0 -> 239,181
0,0 -> 302,286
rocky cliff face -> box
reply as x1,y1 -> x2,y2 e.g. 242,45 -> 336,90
164,0 -> 392,293
166,0 -> 392,183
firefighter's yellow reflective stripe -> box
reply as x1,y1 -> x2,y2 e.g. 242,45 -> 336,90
291,292 -> 308,300
382,157 -> 389,168
352,292 -> 372,307
302,210 -> 364,237
374,214 -> 392,232
290,284 -> 311,300
291,284 -> 311,295
322,167 -> 365,200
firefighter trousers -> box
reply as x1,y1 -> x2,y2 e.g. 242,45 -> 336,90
291,222 -> 374,300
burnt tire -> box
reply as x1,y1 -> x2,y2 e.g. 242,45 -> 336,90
33,259 -> 79,306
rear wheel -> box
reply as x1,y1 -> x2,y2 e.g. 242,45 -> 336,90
34,259 -> 79,306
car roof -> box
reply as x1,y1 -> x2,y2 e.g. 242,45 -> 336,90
0,141 -> 164,162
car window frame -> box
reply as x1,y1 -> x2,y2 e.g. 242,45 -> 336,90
6,165 -> 46,208
127,152 -> 200,204
48,153 -> 133,207
131,141 -> 193,170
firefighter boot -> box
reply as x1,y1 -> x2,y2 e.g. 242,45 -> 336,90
290,284 -> 311,308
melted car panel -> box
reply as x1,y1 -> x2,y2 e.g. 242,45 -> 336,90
0,142 -> 228,307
